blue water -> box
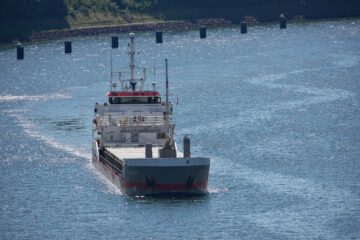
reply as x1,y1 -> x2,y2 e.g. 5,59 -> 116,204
1,19 -> 360,239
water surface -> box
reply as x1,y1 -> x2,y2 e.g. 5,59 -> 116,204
1,19 -> 360,239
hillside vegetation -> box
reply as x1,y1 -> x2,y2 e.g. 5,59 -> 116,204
149,0 -> 360,22
0,0 -> 155,41
1,0 -> 359,41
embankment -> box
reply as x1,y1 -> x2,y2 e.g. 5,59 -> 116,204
19,19 -> 232,42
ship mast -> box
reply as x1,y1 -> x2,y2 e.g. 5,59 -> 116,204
129,33 -> 136,91
109,48 -> 113,91
165,59 -> 169,123
165,59 -> 174,145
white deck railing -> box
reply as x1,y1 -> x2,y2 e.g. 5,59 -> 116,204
94,115 -> 167,127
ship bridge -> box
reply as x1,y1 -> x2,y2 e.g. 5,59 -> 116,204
107,91 -> 161,104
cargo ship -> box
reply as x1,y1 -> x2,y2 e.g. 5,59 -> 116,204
92,33 -> 210,196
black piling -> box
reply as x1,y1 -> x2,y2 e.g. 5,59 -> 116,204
155,31 -> 163,43
280,14 -> 287,29
111,36 -> 118,48
64,41 -> 72,54
240,21 -> 248,34
200,26 -> 207,39
16,45 -> 24,60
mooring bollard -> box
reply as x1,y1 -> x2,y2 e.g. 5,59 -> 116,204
64,41 -> 72,54
111,36 -> 118,48
16,44 -> 24,60
155,31 -> 163,43
280,14 -> 287,29
200,26 -> 207,39
240,21 -> 248,34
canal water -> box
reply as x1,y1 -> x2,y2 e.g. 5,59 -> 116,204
1,19 -> 359,239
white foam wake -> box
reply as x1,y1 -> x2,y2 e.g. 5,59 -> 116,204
2,92 -> 87,159
7,109 -> 90,159
185,68 -> 356,135
207,186 -> 229,194
199,69 -> 356,238
0,93 -> 71,102
242,168 -> 356,239
6,108 -> 122,195
245,69 -> 354,105
85,163 -> 123,196
210,155 -> 357,239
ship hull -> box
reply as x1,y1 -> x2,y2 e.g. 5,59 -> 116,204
92,147 -> 209,196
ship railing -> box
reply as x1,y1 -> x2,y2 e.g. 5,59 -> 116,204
92,139 -> 100,160
99,149 -> 123,174
94,115 -> 167,127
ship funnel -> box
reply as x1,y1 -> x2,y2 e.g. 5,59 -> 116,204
183,136 -> 191,158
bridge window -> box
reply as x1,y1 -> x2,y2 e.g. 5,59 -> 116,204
109,97 -> 161,104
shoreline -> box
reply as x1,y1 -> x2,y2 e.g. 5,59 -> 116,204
2,17 -> 359,45
3,19 -> 232,44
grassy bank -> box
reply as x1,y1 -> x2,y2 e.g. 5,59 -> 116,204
0,0 -> 156,41
1,0 -> 359,42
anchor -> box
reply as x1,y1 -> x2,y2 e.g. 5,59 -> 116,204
145,176 -> 156,191
186,175 -> 196,188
